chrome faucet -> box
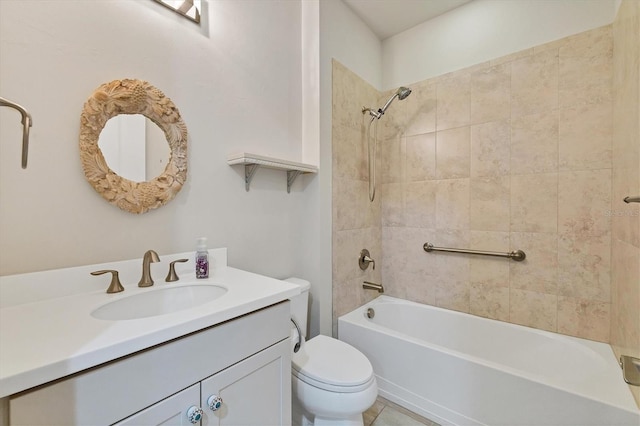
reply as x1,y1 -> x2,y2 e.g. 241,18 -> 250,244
138,250 -> 160,287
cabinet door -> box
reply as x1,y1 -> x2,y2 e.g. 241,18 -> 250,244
115,384 -> 201,426
201,339 -> 291,426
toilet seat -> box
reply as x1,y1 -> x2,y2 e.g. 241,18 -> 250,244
292,335 -> 374,393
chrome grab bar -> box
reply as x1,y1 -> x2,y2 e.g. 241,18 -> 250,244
423,242 -> 526,262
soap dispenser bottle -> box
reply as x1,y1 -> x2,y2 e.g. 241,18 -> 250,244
195,237 -> 209,279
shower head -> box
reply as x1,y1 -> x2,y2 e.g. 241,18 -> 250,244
377,86 -> 412,117
397,86 -> 412,100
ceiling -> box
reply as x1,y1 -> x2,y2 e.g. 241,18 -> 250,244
343,0 -> 473,40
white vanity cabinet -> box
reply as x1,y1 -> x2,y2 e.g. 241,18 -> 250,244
115,384 -> 201,426
200,340 -> 289,425
8,302 -> 291,426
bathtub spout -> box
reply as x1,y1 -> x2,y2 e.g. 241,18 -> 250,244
363,281 -> 384,293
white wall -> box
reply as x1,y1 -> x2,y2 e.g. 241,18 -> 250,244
383,0 -> 621,89
0,0 -> 312,284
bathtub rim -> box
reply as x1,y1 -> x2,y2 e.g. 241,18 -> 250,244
338,295 -> 640,415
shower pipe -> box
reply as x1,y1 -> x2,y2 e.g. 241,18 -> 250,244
362,86 -> 411,202
0,96 -> 32,169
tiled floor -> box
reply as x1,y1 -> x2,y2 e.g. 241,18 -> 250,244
364,396 -> 440,426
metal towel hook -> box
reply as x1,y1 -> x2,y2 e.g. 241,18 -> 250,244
0,96 -> 32,169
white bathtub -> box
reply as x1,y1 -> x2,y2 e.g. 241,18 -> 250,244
338,296 -> 640,426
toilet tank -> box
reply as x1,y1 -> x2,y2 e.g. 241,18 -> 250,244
284,277 -> 311,338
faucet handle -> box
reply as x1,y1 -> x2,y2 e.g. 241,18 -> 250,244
166,259 -> 189,282
359,249 -> 376,270
91,270 -> 124,294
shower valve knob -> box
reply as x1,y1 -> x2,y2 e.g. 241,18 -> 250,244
359,249 -> 375,270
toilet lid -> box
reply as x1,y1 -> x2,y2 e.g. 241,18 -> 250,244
292,335 -> 374,390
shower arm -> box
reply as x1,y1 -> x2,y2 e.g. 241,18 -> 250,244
0,96 -> 32,169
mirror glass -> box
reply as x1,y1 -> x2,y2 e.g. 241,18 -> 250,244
98,115 -> 171,182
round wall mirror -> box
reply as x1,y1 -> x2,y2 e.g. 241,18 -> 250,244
79,79 -> 187,214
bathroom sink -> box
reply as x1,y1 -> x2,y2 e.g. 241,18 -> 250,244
91,284 -> 228,320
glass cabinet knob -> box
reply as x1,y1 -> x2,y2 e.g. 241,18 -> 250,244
207,395 -> 223,411
186,405 -> 204,424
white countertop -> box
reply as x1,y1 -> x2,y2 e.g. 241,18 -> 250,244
0,249 -> 300,398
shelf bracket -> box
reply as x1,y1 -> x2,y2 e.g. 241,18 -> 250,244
244,164 -> 259,192
287,170 -> 302,193
228,153 -> 318,193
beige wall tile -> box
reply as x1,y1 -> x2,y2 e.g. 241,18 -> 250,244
611,3 -> 640,401
558,234 -> 611,302
406,132 -> 436,182
510,232 -> 558,294
510,111 -> 559,175
558,169 -> 611,238
612,2 -> 640,173
610,238 -> 640,353
559,102 -> 612,171
436,126 -> 470,179
436,74 -> 471,130
557,296 -> 610,342
470,283 -> 510,321
379,134 -> 405,184
405,181 -> 437,229
434,230 -> 470,312
471,119 -> 510,178
332,59 -> 379,127
470,63 -> 511,124
469,231 -> 510,288
403,81 -> 437,137
436,178 -> 470,230
404,271 -> 437,306
380,183 -> 404,227
612,167 -> 640,247
559,26 -> 613,108
334,228 -> 381,285
333,227 -> 383,333
382,227 -> 437,292
510,173 -> 558,233
511,49 -> 559,116
333,178 -> 379,231
470,176 -> 510,232
510,289 -> 557,332
333,123 -> 368,181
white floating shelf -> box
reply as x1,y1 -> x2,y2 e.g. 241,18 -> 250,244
227,152 -> 318,193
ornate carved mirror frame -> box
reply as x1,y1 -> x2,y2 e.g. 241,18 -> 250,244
79,79 -> 187,214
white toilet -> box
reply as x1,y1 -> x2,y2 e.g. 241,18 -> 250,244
285,278 -> 378,426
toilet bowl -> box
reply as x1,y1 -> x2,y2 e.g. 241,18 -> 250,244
285,278 -> 377,426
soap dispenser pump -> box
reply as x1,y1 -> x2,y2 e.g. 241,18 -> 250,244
195,237 -> 209,279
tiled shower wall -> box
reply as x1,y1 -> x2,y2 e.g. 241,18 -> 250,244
332,60 -> 382,335
333,23 -> 622,339
611,0 -> 640,406
375,25 -> 615,343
